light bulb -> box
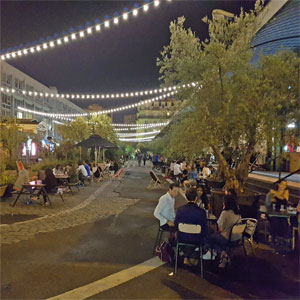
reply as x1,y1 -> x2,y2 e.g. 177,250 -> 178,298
57,39 -> 62,45
104,21 -> 110,27
114,18 -> 119,24
37,46 -> 41,51
154,0 -> 160,7
64,37 -> 69,43
95,24 -> 101,31
17,51 -> 22,56
71,33 -> 76,40
123,13 -> 128,20
143,4 -> 149,11
23,49 -> 28,55
43,43 -> 48,49
87,27 -> 92,34
133,9 -> 138,16
12,52 -> 16,57
1,55 -> 5,60
50,41 -> 55,47
80,31 -> 85,37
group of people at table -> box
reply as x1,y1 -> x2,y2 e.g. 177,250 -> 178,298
154,183 -> 241,268
154,178 -> 300,268
13,160 -> 119,206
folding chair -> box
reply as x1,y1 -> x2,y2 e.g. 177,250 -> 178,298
241,218 -> 258,255
112,168 -> 125,181
174,223 -> 204,278
147,171 -> 166,190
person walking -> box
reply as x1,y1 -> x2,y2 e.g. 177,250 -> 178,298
143,153 -> 147,166
137,153 -> 142,167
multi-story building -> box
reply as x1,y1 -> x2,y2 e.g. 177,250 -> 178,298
0,61 -> 85,121
123,114 -> 136,124
136,98 -> 183,126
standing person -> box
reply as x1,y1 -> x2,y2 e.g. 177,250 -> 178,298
143,153 -> 147,166
173,161 -> 182,183
154,183 -> 179,232
137,153 -> 142,167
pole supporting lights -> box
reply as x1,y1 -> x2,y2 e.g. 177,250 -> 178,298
0,0 -> 171,61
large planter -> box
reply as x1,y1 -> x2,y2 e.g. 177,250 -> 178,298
0,185 -> 7,198
211,190 -> 261,219
206,179 -> 225,190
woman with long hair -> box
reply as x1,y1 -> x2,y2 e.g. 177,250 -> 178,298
205,194 -> 241,268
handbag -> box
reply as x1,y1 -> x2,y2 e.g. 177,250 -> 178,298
155,241 -> 174,263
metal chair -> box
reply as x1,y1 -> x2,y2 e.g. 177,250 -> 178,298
241,218 -> 258,255
153,221 -> 169,255
174,223 -> 204,278
227,222 -> 247,256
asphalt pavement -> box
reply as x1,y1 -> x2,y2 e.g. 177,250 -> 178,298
1,162 -> 299,299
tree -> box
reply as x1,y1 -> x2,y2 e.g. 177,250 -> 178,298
0,118 -> 27,161
156,1 -> 300,191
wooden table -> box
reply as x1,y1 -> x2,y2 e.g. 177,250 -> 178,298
12,182 -> 53,208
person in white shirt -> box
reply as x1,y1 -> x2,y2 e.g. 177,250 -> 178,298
173,161 -> 182,176
78,163 -> 88,184
202,164 -> 211,178
154,183 -> 179,231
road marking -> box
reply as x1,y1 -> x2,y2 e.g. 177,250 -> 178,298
47,257 -> 165,300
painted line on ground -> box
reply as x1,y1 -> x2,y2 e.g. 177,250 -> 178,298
47,257 -> 165,300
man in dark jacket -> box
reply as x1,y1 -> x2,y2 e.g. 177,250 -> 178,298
175,188 -> 207,245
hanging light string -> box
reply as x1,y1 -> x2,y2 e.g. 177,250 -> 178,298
118,136 -> 155,142
0,0 -> 170,61
17,90 -> 178,118
112,122 -> 168,127
0,82 -> 197,101
116,130 -> 160,137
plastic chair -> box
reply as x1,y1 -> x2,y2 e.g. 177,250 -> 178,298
241,218 -> 258,255
174,223 -> 204,278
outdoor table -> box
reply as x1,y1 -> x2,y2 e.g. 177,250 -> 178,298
55,175 -> 73,194
259,205 -> 297,246
12,181 -> 53,208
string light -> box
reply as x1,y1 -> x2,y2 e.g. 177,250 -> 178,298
119,136 -> 155,142
16,90 -> 177,118
117,130 -> 160,137
112,122 -> 168,127
0,0 -> 171,61
0,82 -> 197,101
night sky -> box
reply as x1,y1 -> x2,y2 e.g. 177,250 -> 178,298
1,0 -> 256,122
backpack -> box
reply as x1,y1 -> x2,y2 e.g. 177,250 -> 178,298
155,241 -> 174,264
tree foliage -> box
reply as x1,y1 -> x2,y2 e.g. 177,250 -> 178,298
156,1 -> 300,191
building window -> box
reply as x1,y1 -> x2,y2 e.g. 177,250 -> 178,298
17,112 -> 23,119
2,72 -> 7,84
1,93 -> 12,111
19,80 -> 25,90
15,78 -> 19,89
6,74 -> 12,85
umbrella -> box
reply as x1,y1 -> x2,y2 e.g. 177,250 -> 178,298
74,135 -> 118,149
74,135 -> 118,162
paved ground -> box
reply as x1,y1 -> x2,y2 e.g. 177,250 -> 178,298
1,161 -> 299,299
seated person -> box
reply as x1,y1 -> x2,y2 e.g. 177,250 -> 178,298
265,180 -> 289,210
154,183 -> 179,232
53,164 -> 63,176
195,186 -> 208,209
202,164 -> 211,179
83,161 -> 91,177
180,165 -> 188,185
66,163 -> 79,183
14,165 -> 34,195
174,188 -> 207,266
206,194 -> 241,268
36,168 -> 58,205
78,162 -> 88,184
